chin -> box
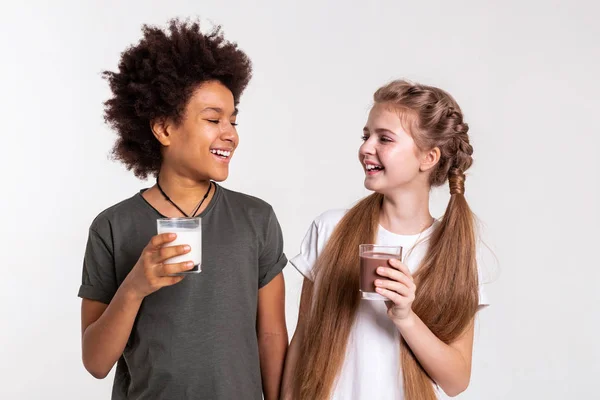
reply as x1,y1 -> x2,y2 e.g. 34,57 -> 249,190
364,178 -> 395,196
209,171 -> 229,182
364,178 -> 382,192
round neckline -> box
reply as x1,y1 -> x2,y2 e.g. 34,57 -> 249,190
377,219 -> 438,239
137,181 -> 222,219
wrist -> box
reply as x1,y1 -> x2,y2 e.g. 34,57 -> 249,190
120,278 -> 145,303
393,309 -> 418,331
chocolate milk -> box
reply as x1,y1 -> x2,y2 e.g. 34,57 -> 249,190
359,251 -> 402,293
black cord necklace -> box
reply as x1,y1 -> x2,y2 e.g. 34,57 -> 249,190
156,176 -> 212,218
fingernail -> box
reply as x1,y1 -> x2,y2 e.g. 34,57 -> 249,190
375,280 -> 381,285
183,245 -> 191,251
186,261 -> 194,267
377,267 -> 384,273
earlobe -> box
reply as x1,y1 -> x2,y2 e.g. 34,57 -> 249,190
420,147 -> 441,172
151,118 -> 171,146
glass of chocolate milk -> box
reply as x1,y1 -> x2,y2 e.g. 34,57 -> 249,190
157,217 -> 202,275
359,245 -> 403,300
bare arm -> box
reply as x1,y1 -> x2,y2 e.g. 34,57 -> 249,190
375,258 -> 479,396
81,288 -> 142,379
395,312 -> 476,396
81,233 -> 194,379
280,277 -> 313,400
257,272 -> 289,400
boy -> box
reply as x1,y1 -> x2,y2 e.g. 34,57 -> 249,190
78,19 -> 288,400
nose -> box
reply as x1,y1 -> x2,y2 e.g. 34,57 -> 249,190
359,136 -> 376,158
220,123 -> 238,146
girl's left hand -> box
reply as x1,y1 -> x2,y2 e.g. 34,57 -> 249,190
374,258 -> 416,322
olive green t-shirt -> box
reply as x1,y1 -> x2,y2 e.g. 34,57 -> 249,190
78,183 -> 287,399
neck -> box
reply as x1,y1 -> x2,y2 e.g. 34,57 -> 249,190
151,166 -> 213,217
379,186 -> 434,235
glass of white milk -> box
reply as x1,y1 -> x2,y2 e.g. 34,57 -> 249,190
156,217 -> 202,274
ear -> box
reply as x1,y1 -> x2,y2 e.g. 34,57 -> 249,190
420,147 -> 440,172
150,118 -> 173,147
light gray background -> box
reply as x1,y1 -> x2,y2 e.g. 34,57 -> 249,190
1,0 -> 598,398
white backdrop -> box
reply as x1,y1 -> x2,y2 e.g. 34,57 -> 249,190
1,0 -> 598,399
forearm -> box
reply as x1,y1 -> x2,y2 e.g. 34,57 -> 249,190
394,311 -> 470,396
258,331 -> 288,400
82,284 -> 142,379
280,331 -> 302,400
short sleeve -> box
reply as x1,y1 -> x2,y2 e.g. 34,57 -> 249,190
478,282 -> 489,307
77,228 -> 118,304
258,208 -> 288,289
290,221 -> 320,281
476,242 -> 493,308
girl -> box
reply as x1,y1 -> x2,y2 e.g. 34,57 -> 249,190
282,80 -> 489,399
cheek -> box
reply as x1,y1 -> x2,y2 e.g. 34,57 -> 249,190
382,147 -> 421,176
379,145 -> 402,166
186,126 -> 217,148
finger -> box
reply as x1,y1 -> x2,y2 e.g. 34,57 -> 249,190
375,287 -> 403,304
374,279 -> 412,297
155,244 -> 191,263
387,259 -> 413,280
147,233 -> 177,251
377,266 -> 413,287
160,261 -> 196,276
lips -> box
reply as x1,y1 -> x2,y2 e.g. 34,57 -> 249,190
209,148 -> 233,164
364,160 -> 384,175
210,148 -> 232,158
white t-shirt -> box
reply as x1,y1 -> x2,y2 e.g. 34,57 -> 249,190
290,209 -> 489,400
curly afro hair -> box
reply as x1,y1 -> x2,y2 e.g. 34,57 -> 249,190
102,18 -> 253,179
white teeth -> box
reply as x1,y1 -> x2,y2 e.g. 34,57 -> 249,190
211,149 -> 231,157
366,164 -> 382,171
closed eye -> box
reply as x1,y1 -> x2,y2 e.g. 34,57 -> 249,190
207,119 -> 238,127
361,134 -> 392,143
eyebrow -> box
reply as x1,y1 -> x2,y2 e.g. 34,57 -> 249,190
363,127 -> 396,135
201,107 -> 239,116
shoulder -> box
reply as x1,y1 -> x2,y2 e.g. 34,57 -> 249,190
296,208 -> 349,246
313,208 -> 348,230
219,185 -> 271,208
89,193 -> 140,234
218,185 -> 277,225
